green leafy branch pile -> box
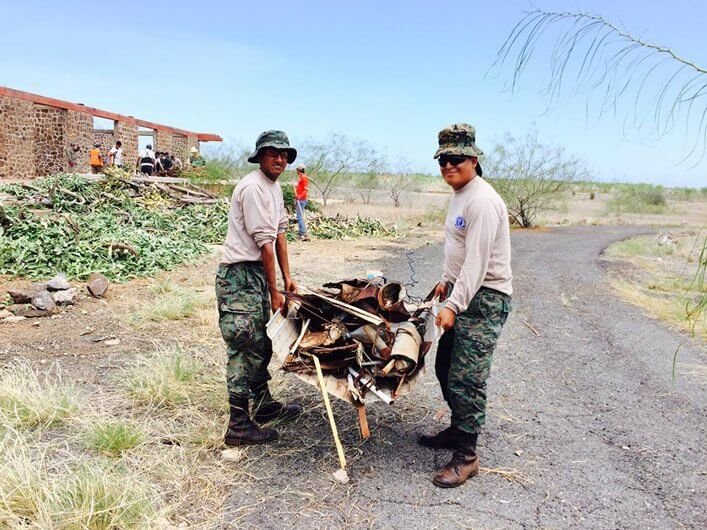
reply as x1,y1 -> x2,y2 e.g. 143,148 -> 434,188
0,175 -> 397,281
297,214 -> 397,240
0,174 -> 228,281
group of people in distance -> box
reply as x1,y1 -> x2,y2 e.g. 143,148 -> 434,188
85,140 -> 204,176
136,144 -> 187,176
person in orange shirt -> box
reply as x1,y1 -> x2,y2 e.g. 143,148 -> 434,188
294,164 -> 310,241
89,143 -> 104,174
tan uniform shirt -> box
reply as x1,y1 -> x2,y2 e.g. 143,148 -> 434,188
442,176 -> 513,314
221,169 -> 288,264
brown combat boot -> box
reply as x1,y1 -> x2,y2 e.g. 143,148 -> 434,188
252,387 -> 302,424
418,426 -> 466,449
224,395 -> 277,446
432,450 -> 479,488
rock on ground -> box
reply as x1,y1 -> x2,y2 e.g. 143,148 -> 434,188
52,288 -> 77,306
47,273 -> 71,291
87,273 -> 110,298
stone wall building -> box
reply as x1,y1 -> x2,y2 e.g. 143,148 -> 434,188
0,87 -> 221,179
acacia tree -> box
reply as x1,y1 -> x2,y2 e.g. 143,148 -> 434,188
299,133 -> 384,206
492,9 -> 707,327
486,131 -> 588,227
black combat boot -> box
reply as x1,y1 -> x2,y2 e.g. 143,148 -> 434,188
432,433 -> 479,488
252,386 -> 302,424
224,395 -> 277,446
417,425 -> 466,449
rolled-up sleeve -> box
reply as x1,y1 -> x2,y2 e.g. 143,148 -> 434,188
446,199 -> 500,314
241,184 -> 277,247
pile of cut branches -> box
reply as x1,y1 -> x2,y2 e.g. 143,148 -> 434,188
1,175 -> 397,281
0,174 -> 228,281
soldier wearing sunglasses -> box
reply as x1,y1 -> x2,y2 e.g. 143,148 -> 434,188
420,123 -> 513,488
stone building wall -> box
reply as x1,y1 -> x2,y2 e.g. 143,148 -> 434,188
0,94 -> 34,179
154,130 -> 174,155
115,121 -> 138,167
0,89 -> 217,179
65,110 -> 93,174
33,105 -> 66,177
171,134 -> 188,163
93,130 -> 114,164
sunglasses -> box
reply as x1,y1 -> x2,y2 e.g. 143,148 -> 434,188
438,155 -> 470,167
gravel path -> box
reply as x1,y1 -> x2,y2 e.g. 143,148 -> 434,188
230,225 -> 706,529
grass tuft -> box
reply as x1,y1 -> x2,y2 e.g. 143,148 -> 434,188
124,347 -> 208,408
53,464 -> 155,529
0,364 -> 79,429
133,279 -> 211,323
84,421 -> 145,457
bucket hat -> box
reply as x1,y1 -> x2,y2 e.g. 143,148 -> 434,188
433,123 -> 484,159
247,130 -> 297,164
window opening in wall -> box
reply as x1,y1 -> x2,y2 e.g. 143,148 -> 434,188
138,127 -> 155,152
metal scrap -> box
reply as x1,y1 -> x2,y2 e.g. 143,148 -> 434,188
278,278 -> 439,408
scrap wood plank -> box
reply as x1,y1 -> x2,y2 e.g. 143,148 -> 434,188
313,355 -> 347,472
356,404 -> 370,440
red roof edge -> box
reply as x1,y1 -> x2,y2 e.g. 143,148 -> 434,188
0,86 -> 222,142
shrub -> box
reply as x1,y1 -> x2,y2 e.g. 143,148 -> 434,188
605,184 -> 669,214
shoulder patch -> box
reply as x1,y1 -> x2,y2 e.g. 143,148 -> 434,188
454,215 -> 466,229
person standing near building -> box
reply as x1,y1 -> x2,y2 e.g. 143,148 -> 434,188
419,123 -> 513,488
216,130 -> 302,447
294,163 -> 310,241
137,144 -> 155,175
66,143 -> 80,170
89,143 -> 104,174
108,141 -> 124,168
189,146 -> 206,168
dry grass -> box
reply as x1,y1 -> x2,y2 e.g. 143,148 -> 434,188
0,432 -> 158,528
0,363 -> 80,430
605,232 -> 706,342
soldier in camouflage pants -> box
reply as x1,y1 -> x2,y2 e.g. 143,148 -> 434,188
217,130 -> 302,447
216,262 -> 273,399
421,123 -> 514,488
434,287 -> 511,435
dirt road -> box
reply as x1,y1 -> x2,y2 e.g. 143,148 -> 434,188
230,226 -> 706,529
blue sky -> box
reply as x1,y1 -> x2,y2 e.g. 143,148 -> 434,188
1,0 -> 706,186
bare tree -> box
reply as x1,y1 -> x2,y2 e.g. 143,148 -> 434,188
300,133 -> 383,207
492,10 -> 707,162
486,130 -> 588,228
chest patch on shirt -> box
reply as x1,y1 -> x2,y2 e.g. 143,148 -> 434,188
454,215 -> 466,230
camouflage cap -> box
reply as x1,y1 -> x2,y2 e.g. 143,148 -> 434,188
433,123 -> 484,159
247,130 -> 298,164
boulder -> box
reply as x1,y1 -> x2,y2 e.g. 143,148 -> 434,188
47,273 -> 71,291
87,273 -> 110,298
0,309 -> 12,319
31,290 -> 56,312
7,288 -> 36,304
52,288 -> 77,306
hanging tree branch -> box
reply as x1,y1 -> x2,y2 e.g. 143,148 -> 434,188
491,10 -> 707,163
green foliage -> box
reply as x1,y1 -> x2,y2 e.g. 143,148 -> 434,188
281,184 -> 320,214
605,236 -> 676,258
0,174 -> 228,281
305,215 -> 397,240
605,184 -> 669,214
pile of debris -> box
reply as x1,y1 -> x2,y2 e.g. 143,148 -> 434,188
1,272 -> 109,323
269,278 -> 440,413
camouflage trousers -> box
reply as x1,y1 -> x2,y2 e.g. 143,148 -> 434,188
215,262 -> 272,399
435,287 -> 512,434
